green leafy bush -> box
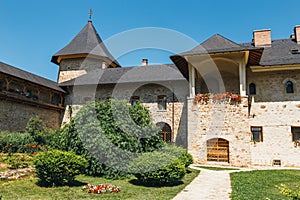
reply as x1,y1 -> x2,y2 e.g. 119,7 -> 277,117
51,100 -> 164,179
161,145 -> 193,167
0,131 -> 34,153
129,151 -> 186,185
33,150 -> 87,186
26,116 -> 54,145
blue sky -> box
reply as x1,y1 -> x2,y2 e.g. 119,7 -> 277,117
1,0 -> 300,81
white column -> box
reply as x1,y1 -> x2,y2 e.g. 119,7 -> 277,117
239,60 -> 246,96
188,64 -> 196,98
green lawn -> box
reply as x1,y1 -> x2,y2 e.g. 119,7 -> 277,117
195,165 -> 239,171
0,168 -> 199,200
230,170 -> 300,200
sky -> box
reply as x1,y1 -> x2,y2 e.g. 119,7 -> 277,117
1,0 -> 300,81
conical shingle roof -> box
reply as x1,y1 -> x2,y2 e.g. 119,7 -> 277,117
51,21 -> 120,67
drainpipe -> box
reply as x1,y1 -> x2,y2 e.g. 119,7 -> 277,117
172,85 -> 175,144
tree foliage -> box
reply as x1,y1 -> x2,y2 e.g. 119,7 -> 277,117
52,100 -> 164,179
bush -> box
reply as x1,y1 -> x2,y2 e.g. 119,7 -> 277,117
26,116 -> 54,145
0,131 -> 34,153
129,151 -> 186,185
52,100 -> 164,179
33,150 -> 87,186
160,145 -> 193,167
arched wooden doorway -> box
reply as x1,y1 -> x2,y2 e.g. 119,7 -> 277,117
207,138 -> 229,163
156,122 -> 172,143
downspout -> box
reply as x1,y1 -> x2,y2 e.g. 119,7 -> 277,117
172,86 -> 175,144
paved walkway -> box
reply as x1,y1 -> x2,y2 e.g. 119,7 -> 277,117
173,165 -> 300,200
173,166 -> 235,200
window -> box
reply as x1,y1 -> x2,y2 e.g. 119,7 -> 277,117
291,127 -> 300,141
286,81 -> 294,93
251,126 -> 263,142
130,96 -> 140,106
157,95 -> 167,110
249,83 -> 256,95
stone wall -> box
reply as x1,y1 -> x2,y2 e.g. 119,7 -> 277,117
187,97 -> 251,167
0,99 -> 63,132
62,82 -> 188,145
58,58 -> 104,83
249,101 -> 300,167
187,95 -> 300,167
247,69 -> 300,102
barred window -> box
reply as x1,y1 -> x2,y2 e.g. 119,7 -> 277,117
251,126 -> 263,142
291,127 -> 300,141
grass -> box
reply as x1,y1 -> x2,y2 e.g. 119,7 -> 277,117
0,168 -> 199,200
230,170 -> 300,200
195,165 -> 239,171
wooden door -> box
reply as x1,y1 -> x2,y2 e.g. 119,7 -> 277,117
207,138 -> 229,162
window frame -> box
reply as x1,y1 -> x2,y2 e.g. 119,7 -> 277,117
285,81 -> 294,94
291,126 -> 300,141
157,95 -> 167,110
249,83 -> 256,95
251,126 -> 263,142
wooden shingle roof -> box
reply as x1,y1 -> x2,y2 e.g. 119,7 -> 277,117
0,61 -> 65,93
51,21 -> 120,67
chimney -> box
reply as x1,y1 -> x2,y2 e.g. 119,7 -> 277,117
290,34 -> 295,39
142,59 -> 148,66
253,29 -> 271,47
294,26 -> 300,44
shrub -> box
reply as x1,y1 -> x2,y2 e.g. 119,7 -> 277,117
26,116 -> 54,145
33,150 -> 87,186
160,145 -> 193,167
129,151 -> 186,185
52,100 -> 164,179
0,131 -> 34,153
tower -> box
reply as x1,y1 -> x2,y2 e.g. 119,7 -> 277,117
51,20 -> 120,83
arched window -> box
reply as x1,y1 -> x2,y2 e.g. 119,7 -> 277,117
130,96 -> 140,106
286,81 -> 294,94
156,122 -> 172,143
249,83 -> 256,95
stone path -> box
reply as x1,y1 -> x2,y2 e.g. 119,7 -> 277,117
173,165 -> 300,200
173,166 -> 235,200
0,166 -> 34,180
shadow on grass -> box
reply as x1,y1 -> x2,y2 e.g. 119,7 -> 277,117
129,168 -> 193,187
36,179 -> 87,188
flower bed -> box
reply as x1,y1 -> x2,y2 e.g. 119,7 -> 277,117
83,184 -> 121,194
